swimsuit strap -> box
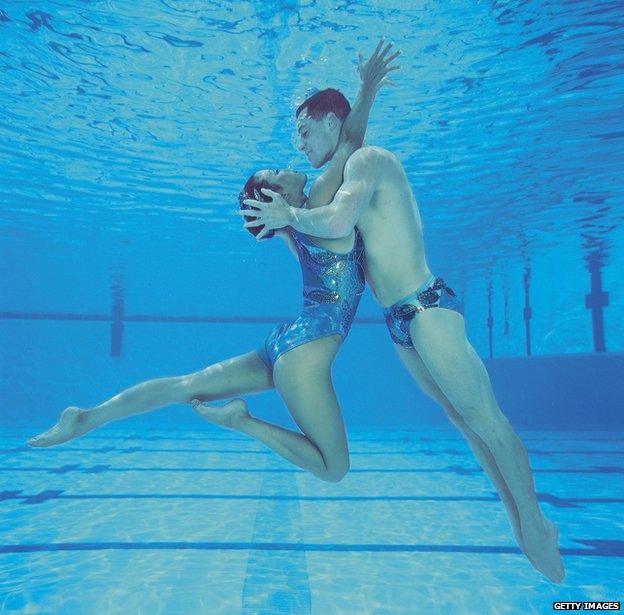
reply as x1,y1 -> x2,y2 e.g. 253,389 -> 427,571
291,228 -> 360,256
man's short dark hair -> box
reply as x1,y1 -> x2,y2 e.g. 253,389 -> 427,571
238,172 -> 279,239
296,88 -> 350,122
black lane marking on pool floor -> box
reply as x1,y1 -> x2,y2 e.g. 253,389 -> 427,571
2,490 -> 623,507
2,465 -> 623,475
3,445 -> 623,455
3,433 -> 623,443
1,540 -> 622,557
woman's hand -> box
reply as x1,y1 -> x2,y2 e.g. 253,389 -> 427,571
240,189 -> 294,240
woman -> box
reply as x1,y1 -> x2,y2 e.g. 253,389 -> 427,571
28,41 -> 400,483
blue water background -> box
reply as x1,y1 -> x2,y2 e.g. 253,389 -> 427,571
0,2 -> 623,613
1,0 -> 622,428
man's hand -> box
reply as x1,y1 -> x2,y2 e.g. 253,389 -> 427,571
240,188 -> 293,240
358,39 -> 400,94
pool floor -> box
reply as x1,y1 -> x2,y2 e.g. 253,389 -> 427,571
1,428 -> 621,614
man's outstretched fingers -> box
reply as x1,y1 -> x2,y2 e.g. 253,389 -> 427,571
379,41 -> 394,60
242,199 -> 266,210
238,210 -> 260,219
260,188 -> 279,199
372,38 -> 385,58
384,50 -> 401,65
380,77 -> 398,89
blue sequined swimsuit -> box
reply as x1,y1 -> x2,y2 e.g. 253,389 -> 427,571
257,229 -> 365,370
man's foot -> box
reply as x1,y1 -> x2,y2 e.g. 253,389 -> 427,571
28,407 -> 93,447
509,521 -> 529,560
521,517 -> 565,583
191,398 -> 250,430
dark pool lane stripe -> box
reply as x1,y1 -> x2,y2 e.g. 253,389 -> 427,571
2,434 -> 623,444
3,445 -> 623,455
3,466 -> 623,475
4,490 -> 623,507
0,540 -> 621,556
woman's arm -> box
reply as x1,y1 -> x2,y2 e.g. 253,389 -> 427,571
274,228 -> 298,257
307,39 -> 400,209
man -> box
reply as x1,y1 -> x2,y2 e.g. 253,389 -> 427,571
242,87 -> 565,583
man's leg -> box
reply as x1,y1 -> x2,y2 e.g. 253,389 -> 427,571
394,345 -> 526,552
408,308 -> 565,583
28,352 -> 273,447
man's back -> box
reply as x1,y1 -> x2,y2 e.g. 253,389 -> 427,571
346,146 -> 431,306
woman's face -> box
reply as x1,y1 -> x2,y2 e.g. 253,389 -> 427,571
257,169 -> 307,206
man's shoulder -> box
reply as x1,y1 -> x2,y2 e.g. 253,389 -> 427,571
348,146 -> 394,167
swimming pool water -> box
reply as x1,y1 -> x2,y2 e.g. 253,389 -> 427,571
1,1 -> 623,613
1,427 -> 621,614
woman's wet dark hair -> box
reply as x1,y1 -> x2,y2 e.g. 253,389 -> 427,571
239,172 -> 280,239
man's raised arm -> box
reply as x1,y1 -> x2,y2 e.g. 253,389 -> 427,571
307,40 -> 400,208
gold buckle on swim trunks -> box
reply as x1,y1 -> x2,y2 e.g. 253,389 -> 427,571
397,304 -> 425,320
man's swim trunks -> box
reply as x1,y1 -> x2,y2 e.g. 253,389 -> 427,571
383,274 -> 462,348
257,229 -> 365,370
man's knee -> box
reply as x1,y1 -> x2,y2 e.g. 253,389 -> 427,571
457,403 -> 508,441
444,405 -> 463,427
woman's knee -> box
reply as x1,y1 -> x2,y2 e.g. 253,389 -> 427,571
310,438 -> 350,483
320,456 -> 350,483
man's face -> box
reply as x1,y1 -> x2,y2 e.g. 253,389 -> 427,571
297,109 -> 340,169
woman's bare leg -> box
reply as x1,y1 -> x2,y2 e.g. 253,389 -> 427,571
28,352 -> 272,447
193,335 -> 350,482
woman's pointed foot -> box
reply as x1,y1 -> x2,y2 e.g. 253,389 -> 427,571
27,407 -> 92,447
191,398 -> 249,430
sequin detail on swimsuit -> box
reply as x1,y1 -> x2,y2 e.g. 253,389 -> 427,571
383,275 -> 462,348
257,229 -> 365,369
